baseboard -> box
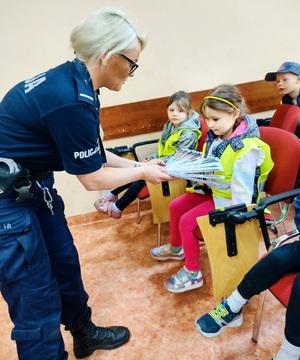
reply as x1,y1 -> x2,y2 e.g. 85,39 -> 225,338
67,199 -> 152,227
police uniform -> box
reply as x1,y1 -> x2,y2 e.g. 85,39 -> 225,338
0,59 -> 108,359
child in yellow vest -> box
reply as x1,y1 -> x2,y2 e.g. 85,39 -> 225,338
150,84 -> 273,293
94,90 -> 201,218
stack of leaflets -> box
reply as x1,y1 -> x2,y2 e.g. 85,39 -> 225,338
165,148 -> 224,185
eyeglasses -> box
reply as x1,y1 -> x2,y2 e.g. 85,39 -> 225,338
118,54 -> 139,75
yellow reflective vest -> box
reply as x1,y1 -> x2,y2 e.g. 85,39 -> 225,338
202,137 -> 273,203
158,128 -> 201,157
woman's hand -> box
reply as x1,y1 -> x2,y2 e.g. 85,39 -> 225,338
141,164 -> 173,184
142,165 -> 174,184
142,158 -> 166,166
77,162 -> 173,191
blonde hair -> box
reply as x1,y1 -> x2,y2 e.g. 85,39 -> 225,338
70,7 -> 147,64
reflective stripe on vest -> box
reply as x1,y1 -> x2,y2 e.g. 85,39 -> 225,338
203,137 -> 273,202
158,128 -> 201,157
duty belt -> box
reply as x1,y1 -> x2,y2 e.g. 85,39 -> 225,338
13,169 -> 50,202
28,169 -> 51,181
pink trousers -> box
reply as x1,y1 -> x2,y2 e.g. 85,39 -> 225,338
169,192 -> 215,272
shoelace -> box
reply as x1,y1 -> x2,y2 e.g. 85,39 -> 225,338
91,324 -> 115,339
208,303 -> 230,322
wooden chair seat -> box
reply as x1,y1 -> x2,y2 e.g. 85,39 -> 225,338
146,178 -> 187,246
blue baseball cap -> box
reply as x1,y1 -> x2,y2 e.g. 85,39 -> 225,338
265,61 -> 300,81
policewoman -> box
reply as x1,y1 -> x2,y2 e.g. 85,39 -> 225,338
0,7 -> 171,360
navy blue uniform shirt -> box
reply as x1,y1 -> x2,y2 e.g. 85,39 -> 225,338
0,58 -> 104,174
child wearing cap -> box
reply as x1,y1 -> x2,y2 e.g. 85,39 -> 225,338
265,61 -> 300,107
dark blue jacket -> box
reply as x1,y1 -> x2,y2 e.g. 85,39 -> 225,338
0,58 -> 104,174
282,91 -> 300,107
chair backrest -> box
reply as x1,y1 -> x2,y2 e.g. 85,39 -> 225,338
131,139 -> 159,161
198,118 -> 209,151
259,127 -> 300,199
269,272 -> 297,307
269,104 -> 300,138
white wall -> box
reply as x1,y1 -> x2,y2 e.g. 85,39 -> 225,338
1,0 -> 299,216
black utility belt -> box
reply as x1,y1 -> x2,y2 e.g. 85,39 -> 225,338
13,168 -> 51,202
27,169 -> 51,181
15,168 -> 50,185
0,157 -> 50,201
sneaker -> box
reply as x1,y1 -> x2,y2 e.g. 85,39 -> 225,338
195,299 -> 243,338
164,266 -> 204,293
150,244 -> 185,261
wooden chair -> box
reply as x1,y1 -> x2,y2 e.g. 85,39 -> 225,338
259,127 -> 300,236
145,119 -> 208,246
131,139 -> 159,224
197,203 -> 261,298
195,122 -> 300,240
269,104 -> 300,138
196,127 -> 300,298
257,104 -> 300,138
146,178 -> 187,246
262,105 -> 300,234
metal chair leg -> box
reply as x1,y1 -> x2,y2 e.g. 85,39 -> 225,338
157,223 -> 161,247
136,198 -> 141,224
252,290 -> 268,343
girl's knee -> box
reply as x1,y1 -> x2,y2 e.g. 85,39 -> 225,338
180,211 -> 197,232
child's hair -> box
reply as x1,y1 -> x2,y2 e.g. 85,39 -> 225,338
167,91 -> 193,115
199,84 -> 248,125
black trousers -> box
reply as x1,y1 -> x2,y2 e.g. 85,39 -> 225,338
238,194 -> 300,346
111,180 -> 146,211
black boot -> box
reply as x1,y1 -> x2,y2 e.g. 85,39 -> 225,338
70,319 -> 130,359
